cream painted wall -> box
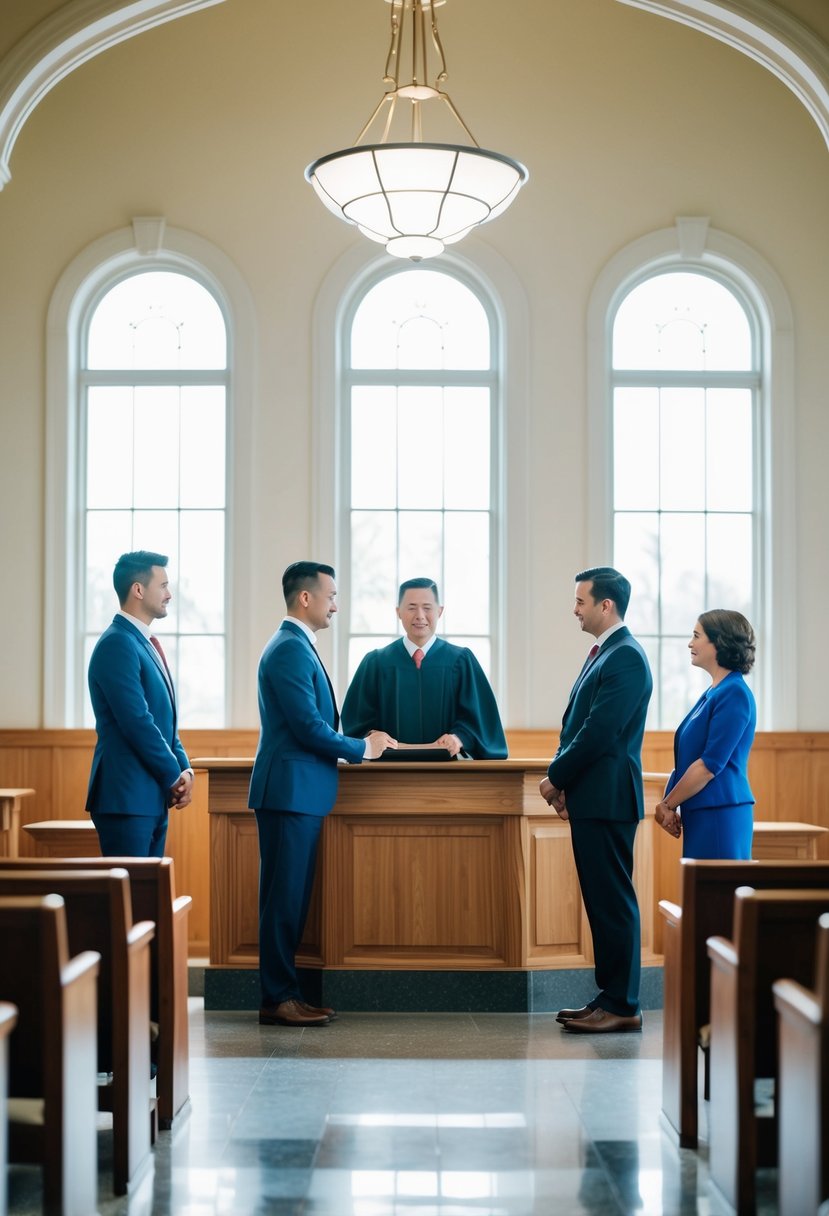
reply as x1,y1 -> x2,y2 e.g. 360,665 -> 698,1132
0,0 -> 827,729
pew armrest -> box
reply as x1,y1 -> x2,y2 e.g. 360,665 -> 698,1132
659,899 -> 682,924
707,935 -> 738,969
127,920 -> 155,952
61,949 -> 101,987
773,978 -> 821,1027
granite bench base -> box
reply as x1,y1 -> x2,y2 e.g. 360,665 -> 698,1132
201,965 -> 664,1013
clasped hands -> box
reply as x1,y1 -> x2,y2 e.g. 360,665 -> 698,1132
654,800 -> 682,839
169,770 -> 194,809
539,777 -> 568,820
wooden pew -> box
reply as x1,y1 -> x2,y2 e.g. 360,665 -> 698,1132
2,856 -> 191,1129
0,894 -> 99,1216
707,888 -> 829,1214
0,870 -> 154,1197
0,1001 -> 18,1216
773,911 -> 829,1216
659,858 -> 829,1148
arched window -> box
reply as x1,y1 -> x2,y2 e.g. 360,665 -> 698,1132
612,270 -> 757,727
342,267 -> 499,684
45,221 -> 256,729
81,269 -> 228,726
588,220 -> 796,730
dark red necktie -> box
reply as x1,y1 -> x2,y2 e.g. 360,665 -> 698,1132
588,644 -> 599,659
150,635 -> 171,676
413,648 -> 424,670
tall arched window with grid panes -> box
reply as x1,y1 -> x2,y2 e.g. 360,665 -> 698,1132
611,270 -> 758,728
343,267 -> 499,688
81,270 -> 227,726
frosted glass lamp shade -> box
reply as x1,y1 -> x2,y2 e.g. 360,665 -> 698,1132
306,142 -> 528,260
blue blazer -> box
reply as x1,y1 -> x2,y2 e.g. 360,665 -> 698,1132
86,614 -> 189,819
548,627 -> 653,822
665,671 -> 756,810
249,620 -> 365,816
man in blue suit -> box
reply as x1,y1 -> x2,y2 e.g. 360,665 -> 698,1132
86,550 -> 193,856
540,567 -> 653,1034
251,561 -> 396,1028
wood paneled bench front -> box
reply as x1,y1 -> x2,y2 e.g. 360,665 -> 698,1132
0,869 -> 154,1197
7,852 -> 191,1129
707,887 -> 829,1215
0,894 -> 99,1216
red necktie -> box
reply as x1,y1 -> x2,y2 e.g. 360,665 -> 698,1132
150,635 -> 171,676
413,648 -> 424,670
588,644 -> 600,659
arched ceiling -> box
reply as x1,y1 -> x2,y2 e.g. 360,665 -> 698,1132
0,0 -> 226,189
617,0 -> 829,151
0,0 -> 826,190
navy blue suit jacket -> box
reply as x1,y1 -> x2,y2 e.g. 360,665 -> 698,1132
548,627 -> 653,822
86,614 -> 189,819
249,620 -> 365,816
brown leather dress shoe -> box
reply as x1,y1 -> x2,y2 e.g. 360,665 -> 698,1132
562,1007 -> 642,1034
259,998 -> 330,1027
299,1001 -> 337,1020
556,1004 -> 594,1025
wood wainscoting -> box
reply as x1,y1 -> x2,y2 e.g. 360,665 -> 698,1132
1,729 -> 828,958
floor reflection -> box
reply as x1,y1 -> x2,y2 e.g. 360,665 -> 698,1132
7,1004 -> 782,1215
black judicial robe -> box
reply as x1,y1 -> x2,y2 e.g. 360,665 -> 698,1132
341,638 -> 508,760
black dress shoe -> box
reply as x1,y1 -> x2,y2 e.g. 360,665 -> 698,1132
562,1007 -> 642,1034
299,1000 -> 337,1020
556,1004 -> 594,1025
259,999 -> 330,1027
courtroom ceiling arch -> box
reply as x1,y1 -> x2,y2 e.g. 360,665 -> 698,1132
0,0 -> 826,191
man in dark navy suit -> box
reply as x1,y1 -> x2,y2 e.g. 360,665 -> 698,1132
540,567 -> 653,1033
250,562 -> 396,1027
86,550 -> 193,857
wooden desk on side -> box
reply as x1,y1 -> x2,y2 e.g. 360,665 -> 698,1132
0,789 -> 35,859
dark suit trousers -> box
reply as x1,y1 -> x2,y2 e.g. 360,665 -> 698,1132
254,809 -> 324,1007
569,818 -> 641,1016
92,811 -> 168,857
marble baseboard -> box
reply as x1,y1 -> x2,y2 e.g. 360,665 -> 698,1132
202,966 -> 664,1013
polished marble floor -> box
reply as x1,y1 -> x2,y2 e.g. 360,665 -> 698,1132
8,1002 -> 779,1215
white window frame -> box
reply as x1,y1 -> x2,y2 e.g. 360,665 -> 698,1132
587,217 -> 796,728
44,218 -> 256,726
311,240 -> 530,722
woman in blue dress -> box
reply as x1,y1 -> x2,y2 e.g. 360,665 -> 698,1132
655,610 -> 757,859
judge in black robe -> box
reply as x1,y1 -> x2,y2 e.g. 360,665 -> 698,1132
341,577 -> 508,760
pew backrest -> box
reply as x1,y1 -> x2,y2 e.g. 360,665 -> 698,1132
728,887 -> 829,1073
0,897 -> 100,1101
667,859 -> 829,1027
0,870 -> 152,1071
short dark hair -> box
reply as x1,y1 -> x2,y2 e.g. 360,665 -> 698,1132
282,561 -> 335,607
698,609 -> 756,674
113,550 -> 168,605
575,566 -> 631,619
398,577 -> 440,604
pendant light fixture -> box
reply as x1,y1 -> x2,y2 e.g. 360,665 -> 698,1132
305,0 -> 528,261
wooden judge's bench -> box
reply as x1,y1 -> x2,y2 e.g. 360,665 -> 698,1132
197,758 -> 825,989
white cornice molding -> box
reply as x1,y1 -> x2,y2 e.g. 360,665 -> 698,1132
616,0 -> 829,151
0,0 -> 226,190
